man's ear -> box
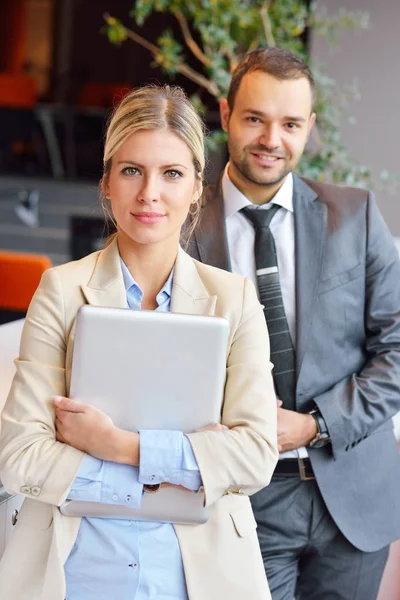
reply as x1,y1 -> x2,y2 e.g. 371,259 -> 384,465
308,112 -> 316,135
220,98 -> 230,132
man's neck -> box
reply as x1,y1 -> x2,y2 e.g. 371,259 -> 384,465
227,163 -> 288,205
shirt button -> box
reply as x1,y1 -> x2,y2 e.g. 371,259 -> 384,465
129,563 -> 138,568
126,495 -> 131,502
112,494 -> 119,501
31,486 -> 41,496
20,485 -> 31,494
150,475 -> 155,481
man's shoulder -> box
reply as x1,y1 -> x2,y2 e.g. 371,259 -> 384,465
298,175 -> 370,209
202,176 -> 223,206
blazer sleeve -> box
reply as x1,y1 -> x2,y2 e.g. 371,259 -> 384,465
0,268 -> 85,505
314,192 -> 400,455
186,277 -> 279,506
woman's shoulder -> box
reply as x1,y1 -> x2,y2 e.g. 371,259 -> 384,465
45,249 -> 102,284
192,258 -> 244,283
191,257 -> 252,298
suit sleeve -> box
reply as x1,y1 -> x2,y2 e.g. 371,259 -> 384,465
314,192 -> 400,455
0,269 -> 85,505
186,277 -> 279,506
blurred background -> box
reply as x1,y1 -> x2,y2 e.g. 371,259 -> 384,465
0,5 -> 400,594
0,0 -> 399,270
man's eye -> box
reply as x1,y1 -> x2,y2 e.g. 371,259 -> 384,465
165,170 -> 182,179
247,117 -> 261,123
286,123 -> 299,130
122,167 -> 139,176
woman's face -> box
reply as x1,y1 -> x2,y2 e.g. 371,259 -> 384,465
104,128 -> 201,250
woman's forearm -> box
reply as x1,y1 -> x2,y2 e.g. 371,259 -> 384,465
108,428 -> 140,466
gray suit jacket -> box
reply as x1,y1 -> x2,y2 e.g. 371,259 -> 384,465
187,173 -> 400,552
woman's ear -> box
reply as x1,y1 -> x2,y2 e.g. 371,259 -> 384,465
101,175 -> 110,199
193,181 -> 203,203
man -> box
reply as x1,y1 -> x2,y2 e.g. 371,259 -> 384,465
188,47 -> 400,599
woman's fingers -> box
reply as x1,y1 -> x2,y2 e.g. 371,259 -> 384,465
53,396 -> 84,413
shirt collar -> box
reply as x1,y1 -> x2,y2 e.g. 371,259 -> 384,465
222,164 -> 293,217
119,257 -> 174,299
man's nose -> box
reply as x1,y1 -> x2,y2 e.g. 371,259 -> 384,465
258,124 -> 281,149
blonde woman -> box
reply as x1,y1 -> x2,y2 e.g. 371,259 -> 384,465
0,86 -> 278,600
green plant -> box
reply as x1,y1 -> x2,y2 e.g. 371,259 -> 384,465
104,1 -> 376,187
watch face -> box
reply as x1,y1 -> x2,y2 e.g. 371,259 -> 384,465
310,434 -> 330,448
143,483 -> 161,494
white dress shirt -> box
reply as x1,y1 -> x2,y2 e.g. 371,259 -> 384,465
222,167 -> 308,459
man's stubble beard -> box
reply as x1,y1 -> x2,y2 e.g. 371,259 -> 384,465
231,153 -> 291,189
228,139 -> 295,189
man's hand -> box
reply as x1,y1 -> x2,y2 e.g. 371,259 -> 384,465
54,396 -> 139,464
276,400 -> 317,452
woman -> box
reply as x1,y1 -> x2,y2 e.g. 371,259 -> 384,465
0,85 -> 278,600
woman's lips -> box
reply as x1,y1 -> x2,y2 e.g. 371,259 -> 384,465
131,212 -> 166,224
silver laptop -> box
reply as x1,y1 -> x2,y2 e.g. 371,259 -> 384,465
60,305 -> 229,524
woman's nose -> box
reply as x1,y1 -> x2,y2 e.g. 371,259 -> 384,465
136,178 -> 159,203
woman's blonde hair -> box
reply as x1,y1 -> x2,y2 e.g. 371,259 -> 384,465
101,85 -> 205,246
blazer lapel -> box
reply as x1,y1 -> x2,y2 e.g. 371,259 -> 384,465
294,175 -> 327,380
194,176 -> 232,271
171,247 -> 217,316
80,238 -> 127,309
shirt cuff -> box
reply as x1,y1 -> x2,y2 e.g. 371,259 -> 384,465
67,454 -> 143,508
139,430 -> 202,491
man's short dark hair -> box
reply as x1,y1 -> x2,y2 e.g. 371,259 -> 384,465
227,47 -> 316,111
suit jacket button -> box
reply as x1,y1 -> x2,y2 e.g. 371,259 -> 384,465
31,486 -> 41,496
21,485 -> 31,494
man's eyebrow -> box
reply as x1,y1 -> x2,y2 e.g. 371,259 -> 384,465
117,160 -> 188,170
242,109 -> 306,123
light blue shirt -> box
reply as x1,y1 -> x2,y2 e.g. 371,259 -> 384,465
64,259 -> 202,600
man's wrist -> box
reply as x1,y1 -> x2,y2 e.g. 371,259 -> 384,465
308,408 -> 330,448
304,413 -> 318,445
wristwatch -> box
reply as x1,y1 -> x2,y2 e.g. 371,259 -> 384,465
143,484 -> 161,494
309,408 -> 330,448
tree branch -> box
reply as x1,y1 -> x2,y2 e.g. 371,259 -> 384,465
104,13 -> 159,54
260,1 -> 276,47
178,63 -> 220,97
103,13 -> 220,99
174,10 -> 212,67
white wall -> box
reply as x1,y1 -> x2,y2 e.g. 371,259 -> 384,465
311,0 -> 400,235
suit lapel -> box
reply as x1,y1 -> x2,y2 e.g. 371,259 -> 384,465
171,247 -> 217,316
80,238 -> 127,309
294,175 -> 327,380
194,177 -> 231,271
80,238 -> 216,317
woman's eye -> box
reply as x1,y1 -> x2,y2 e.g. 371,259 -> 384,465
165,170 -> 182,179
122,167 -> 139,176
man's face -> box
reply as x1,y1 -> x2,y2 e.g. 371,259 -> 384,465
220,71 -> 316,199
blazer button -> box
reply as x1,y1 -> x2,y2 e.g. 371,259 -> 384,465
31,486 -> 41,496
20,485 -> 31,494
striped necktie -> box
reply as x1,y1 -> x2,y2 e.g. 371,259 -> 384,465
241,205 -> 296,411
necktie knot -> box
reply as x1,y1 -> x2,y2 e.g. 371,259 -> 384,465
241,204 -> 280,229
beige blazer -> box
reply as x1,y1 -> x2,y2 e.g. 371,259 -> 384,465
0,239 -> 278,600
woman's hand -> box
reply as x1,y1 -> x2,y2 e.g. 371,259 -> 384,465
54,396 -> 140,465
54,396 -> 118,461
